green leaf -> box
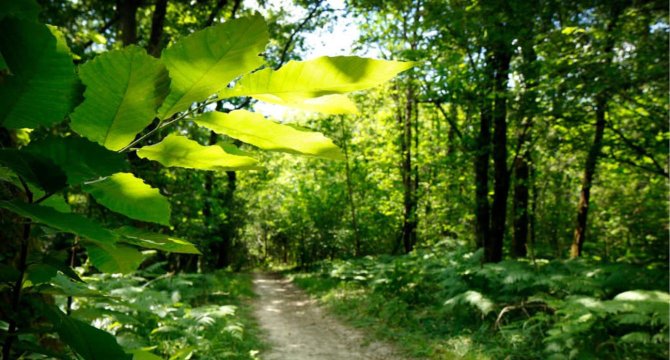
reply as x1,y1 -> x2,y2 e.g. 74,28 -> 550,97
620,332 -> 651,344
258,94 -> 360,114
0,18 -> 78,128
157,14 -> 268,119
169,346 -> 196,360
220,56 -> 414,113
219,141 -> 255,157
0,149 -> 67,193
40,195 -> 71,213
40,273 -> 101,297
195,110 -> 343,159
84,242 -> 144,274
70,45 -> 169,150
131,350 -> 163,360
83,173 -> 171,225
136,134 -> 260,171
0,0 -> 40,21
25,263 -> 58,285
115,226 -> 201,254
41,304 -> 132,360
0,201 -> 117,245
24,136 -> 128,185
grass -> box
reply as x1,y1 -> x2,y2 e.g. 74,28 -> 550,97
290,273 -> 486,360
288,247 -> 669,360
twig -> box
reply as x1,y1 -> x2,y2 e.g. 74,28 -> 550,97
2,177 -> 33,358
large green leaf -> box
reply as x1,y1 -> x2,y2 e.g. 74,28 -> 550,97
157,14 -> 268,119
83,242 -> 144,274
116,226 -> 201,254
0,18 -> 78,128
194,110 -> 343,159
24,136 -> 128,185
0,201 -> 117,245
219,56 -> 414,113
70,45 -> 169,150
136,134 -> 260,171
0,149 -> 67,193
83,173 -> 171,225
41,304 -> 131,360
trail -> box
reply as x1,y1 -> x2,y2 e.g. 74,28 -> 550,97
251,272 -> 407,360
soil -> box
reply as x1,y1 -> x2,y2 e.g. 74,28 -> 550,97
251,272 -> 408,360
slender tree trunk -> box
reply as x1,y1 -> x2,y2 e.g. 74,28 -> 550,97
400,85 -> 417,253
512,38 -> 538,259
512,154 -> 530,258
570,6 -> 622,257
474,80 -> 492,251
339,118 -> 361,256
571,95 -> 607,257
216,170 -> 236,268
147,0 -> 168,56
116,0 -> 139,45
486,45 -> 511,263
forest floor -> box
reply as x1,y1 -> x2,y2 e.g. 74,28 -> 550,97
251,272 -> 408,360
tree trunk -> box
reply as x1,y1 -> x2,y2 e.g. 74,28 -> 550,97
512,154 -> 529,258
216,170 -> 236,268
339,118 -> 361,256
571,95 -> 607,257
400,85 -> 417,253
147,0 -> 168,56
474,78 -> 492,251
487,47 -> 511,263
512,37 -> 538,259
570,6 -> 622,257
116,0 -> 139,45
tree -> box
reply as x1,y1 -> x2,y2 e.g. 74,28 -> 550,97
0,2 -> 412,357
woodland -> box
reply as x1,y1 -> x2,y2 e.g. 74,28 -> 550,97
0,0 -> 668,359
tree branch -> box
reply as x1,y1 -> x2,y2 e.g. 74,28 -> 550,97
433,101 -> 463,140
607,122 -> 668,178
276,1 -> 324,69
205,0 -> 229,27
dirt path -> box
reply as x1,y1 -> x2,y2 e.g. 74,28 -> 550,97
251,272 -> 407,360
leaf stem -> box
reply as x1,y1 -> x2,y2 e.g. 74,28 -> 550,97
2,177 -> 33,359
118,99 -> 218,153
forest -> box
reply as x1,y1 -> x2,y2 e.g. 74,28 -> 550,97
0,0 -> 668,359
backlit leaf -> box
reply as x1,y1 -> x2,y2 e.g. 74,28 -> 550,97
220,56 -> 414,113
136,134 -> 260,171
116,226 -> 201,254
84,242 -> 144,274
0,18 -> 78,128
70,45 -> 169,150
194,110 -> 343,159
157,14 -> 268,119
83,173 -> 171,225
40,195 -> 71,213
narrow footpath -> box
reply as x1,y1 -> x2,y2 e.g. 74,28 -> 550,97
251,272 -> 407,360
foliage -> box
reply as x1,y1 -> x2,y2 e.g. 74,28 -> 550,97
0,1 -> 411,358
70,268 -> 264,360
291,245 -> 669,359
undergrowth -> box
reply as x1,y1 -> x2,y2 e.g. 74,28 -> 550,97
59,263 -> 265,359
290,245 -> 669,360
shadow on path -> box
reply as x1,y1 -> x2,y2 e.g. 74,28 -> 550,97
252,272 -> 407,360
